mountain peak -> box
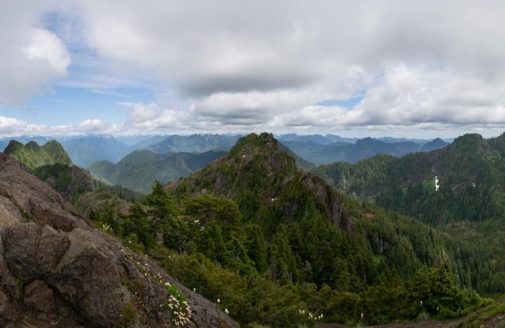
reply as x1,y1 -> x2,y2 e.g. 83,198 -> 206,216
227,133 -> 298,173
452,133 -> 484,145
421,138 -> 448,152
4,140 -> 23,153
4,139 -> 72,171
232,133 -> 277,151
169,132 -> 348,228
356,137 -> 385,146
448,133 -> 491,155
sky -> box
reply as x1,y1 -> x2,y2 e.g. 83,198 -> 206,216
2,0 -> 505,138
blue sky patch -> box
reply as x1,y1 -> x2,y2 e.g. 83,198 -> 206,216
315,95 -> 364,109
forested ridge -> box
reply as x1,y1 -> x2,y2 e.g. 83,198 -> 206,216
3,139 -> 141,217
315,133 -> 505,225
87,149 -> 226,193
4,139 -> 72,171
6,133 -> 504,327
88,133 -> 489,327
315,133 -> 505,297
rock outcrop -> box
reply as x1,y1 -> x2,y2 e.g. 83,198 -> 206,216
0,153 -> 236,328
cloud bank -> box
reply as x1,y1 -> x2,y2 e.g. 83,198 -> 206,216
2,0 -> 505,136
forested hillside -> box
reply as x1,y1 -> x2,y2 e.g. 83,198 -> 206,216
4,140 -> 72,171
88,150 -> 226,193
315,133 -> 505,296
4,140 -> 141,217
315,133 -> 505,225
5,134 -> 502,327
90,133 -> 488,327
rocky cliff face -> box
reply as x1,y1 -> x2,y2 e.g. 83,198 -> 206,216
0,153 -> 235,328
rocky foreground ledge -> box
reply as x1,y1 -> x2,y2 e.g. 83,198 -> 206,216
0,153 -> 236,328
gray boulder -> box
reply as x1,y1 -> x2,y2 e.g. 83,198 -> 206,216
0,153 -> 236,328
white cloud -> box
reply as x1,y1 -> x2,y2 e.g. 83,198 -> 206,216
0,1 -> 70,105
76,118 -> 106,131
4,0 -> 505,136
122,102 -> 160,123
66,0 -> 505,132
129,109 -> 186,130
23,28 -> 70,74
128,109 -> 189,132
0,116 -> 122,137
191,90 -> 320,125
0,116 -> 31,135
347,65 -> 505,126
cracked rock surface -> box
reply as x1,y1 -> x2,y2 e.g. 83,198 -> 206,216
0,153 -> 236,328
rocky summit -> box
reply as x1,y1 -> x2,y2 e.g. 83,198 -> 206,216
0,153 -> 235,328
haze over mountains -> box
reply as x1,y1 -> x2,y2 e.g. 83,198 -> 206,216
1,134 -> 449,195
282,137 -> 449,165
1,133 -> 449,166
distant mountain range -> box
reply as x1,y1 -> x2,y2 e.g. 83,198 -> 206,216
88,149 -> 226,193
147,134 -> 242,153
59,136 -> 135,167
0,134 -> 451,199
1,134 -> 450,168
282,137 -> 449,165
276,133 -> 358,144
421,138 -> 450,151
315,133 -> 505,225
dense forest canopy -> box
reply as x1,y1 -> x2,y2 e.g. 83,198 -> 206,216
88,133 -> 491,327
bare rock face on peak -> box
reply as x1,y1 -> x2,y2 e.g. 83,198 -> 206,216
0,153 -> 236,328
